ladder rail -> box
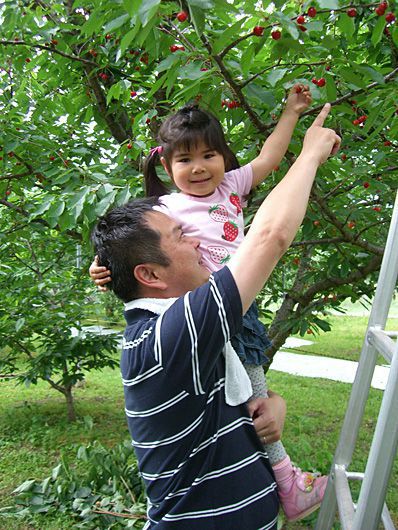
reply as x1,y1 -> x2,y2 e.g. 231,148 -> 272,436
352,338 -> 398,529
316,191 -> 398,529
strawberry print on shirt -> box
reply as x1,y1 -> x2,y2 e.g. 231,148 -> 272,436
154,164 -> 254,273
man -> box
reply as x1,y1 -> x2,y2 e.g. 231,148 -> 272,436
91,104 -> 340,529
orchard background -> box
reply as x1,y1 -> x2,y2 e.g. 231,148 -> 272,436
0,0 -> 397,418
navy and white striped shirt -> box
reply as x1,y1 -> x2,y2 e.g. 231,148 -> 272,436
121,267 -> 279,529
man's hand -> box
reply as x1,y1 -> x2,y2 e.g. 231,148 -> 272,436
89,256 -> 111,292
247,391 -> 287,444
302,103 -> 341,164
285,84 -> 312,115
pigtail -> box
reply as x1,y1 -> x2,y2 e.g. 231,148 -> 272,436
143,150 -> 170,198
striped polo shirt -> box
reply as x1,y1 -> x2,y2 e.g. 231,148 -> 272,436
121,267 -> 279,529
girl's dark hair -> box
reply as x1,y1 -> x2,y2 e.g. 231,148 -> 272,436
143,104 -> 239,197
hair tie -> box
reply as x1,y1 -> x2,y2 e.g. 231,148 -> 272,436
149,146 -> 163,157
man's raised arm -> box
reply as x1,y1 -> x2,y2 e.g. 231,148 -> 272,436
229,103 -> 341,314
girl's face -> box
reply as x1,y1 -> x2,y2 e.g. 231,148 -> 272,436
161,141 -> 225,197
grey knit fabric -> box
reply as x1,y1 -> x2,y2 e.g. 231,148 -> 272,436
244,363 -> 287,465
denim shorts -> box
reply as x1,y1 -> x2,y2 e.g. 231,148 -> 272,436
230,301 -> 271,366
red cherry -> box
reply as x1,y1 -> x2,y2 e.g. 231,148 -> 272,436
89,49 -> 98,57
6,190 -> 11,195
384,27 -> 391,35
170,45 -> 179,52
146,118 -> 151,124
176,11 -> 188,22
375,5 -> 386,15
297,15 -> 306,24
341,153 -> 347,161
127,143 -> 132,149
385,12 -> 396,22
51,39 -> 58,45
49,155 -> 55,161
363,181 -> 370,188
105,34 -> 112,40
177,46 -> 185,51
307,329 -> 314,334
308,6 -> 317,17
298,24 -> 307,31
293,257 -> 300,265
317,77 -> 326,87
271,30 -> 281,40
311,77 -> 318,85
25,57 -> 31,63
358,115 -> 367,123
347,8 -> 357,17
373,206 -> 381,212
348,221 -> 356,229
325,65 -> 331,71
313,220 -> 320,226
384,140 -> 392,146
253,26 -> 264,36
130,91 -> 137,97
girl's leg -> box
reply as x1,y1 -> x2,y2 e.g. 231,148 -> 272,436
244,363 -> 328,523
244,363 -> 287,464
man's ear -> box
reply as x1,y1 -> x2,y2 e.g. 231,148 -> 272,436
134,263 -> 167,291
160,156 -> 172,178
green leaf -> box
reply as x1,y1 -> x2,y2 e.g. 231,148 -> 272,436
371,15 -> 386,47
138,0 -> 161,27
189,5 -> 206,37
187,0 -> 214,7
122,0 -> 141,18
120,27 -> 138,55
15,318 -> 25,332
212,20 -> 246,55
356,65 -> 385,84
318,0 -> 339,7
103,14 -> 129,34
337,14 -> 355,40
95,192 -> 117,216
339,67 -> 366,89
267,68 -> 287,87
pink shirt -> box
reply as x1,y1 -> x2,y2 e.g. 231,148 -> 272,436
155,164 -> 253,272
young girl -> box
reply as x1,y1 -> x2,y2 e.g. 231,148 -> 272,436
90,86 -> 327,522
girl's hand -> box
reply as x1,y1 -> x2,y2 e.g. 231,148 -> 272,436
285,84 -> 312,115
89,255 -> 111,292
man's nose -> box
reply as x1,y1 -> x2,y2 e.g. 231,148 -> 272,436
188,236 -> 201,248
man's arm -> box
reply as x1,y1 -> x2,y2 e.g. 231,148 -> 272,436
250,84 -> 312,188
229,104 -> 340,314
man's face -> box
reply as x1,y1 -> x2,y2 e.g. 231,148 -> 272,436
146,211 -> 210,296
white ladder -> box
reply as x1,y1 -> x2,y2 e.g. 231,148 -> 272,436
315,192 -> 398,530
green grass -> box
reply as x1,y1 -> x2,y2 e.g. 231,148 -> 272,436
1,314 -> 397,529
284,315 -> 398,365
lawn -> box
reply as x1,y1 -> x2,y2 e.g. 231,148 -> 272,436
0,314 -> 397,529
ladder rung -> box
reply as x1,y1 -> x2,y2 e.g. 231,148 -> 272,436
334,465 -> 355,530
367,327 -> 396,363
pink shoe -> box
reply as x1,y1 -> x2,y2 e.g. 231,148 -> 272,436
278,467 -> 328,522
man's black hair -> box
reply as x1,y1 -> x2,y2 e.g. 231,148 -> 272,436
91,198 -> 170,302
